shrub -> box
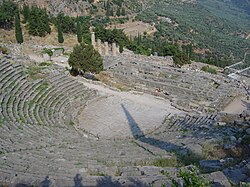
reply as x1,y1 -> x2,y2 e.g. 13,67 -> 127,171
68,43 -> 103,74
201,66 -> 217,74
172,167 -> 211,187
0,46 -> 9,54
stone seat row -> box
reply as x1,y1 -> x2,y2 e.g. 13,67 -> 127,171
167,114 -> 218,131
0,60 -> 95,128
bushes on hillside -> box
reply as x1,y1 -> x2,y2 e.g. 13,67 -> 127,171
201,65 -> 217,74
0,0 -> 18,30
28,6 -> 51,37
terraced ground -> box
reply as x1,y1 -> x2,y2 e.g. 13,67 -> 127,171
0,55 -> 249,186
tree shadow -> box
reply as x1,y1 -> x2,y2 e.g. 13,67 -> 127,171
121,104 -> 203,165
96,176 -> 149,187
40,176 -> 51,187
96,176 -> 122,187
14,176 -> 52,187
73,173 -> 84,187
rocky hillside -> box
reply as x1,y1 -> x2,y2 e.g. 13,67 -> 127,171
0,0 -> 152,17
0,0 -> 91,16
1,0 -> 249,64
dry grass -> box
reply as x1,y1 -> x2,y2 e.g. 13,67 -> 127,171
201,143 -> 226,160
0,24 -> 77,47
96,71 -> 131,91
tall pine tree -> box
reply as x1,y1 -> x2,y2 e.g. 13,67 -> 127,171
76,18 -> 82,43
15,12 -> 23,44
121,7 -> 126,16
22,4 -> 30,23
57,21 -> 64,43
116,8 -> 121,17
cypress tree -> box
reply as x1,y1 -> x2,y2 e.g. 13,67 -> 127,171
15,12 -> 23,44
110,8 -> 114,16
76,18 -> 82,43
42,8 -> 51,34
116,8 -> 121,17
57,21 -> 64,43
119,43 -> 124,53
121,7 -> 126,16
22,4 -> 30,23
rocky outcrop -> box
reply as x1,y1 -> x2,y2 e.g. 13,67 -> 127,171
7,0 -> 91,16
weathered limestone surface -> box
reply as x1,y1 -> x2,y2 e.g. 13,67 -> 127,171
0,54 -> 249,186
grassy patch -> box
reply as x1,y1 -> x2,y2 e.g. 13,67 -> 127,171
151,157 -> 178,167
175,151 -> 203,166
0,45 -> 9,54
88,170 -> 107,176
96,72 -> 131,92
69,119 -> 74,126
26,65 -> 45,80
39,61 -> 52,66
37,81 -> 49,91
172,167 -> 211,187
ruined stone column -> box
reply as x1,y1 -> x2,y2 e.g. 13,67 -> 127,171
112,43 -> 117,56
91,32 -> 96,49
97,39 -> 102,55
104,42 -> 109,56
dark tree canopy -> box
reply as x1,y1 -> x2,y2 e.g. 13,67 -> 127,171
0,0 -> 18,30
55,12 -> 76,34
15,12 -> 23,44
57,21 -> 64,43
22,4 -> 30,23
28,6 -> 51,37
76,18 -> 82,43
68,44 -> 103,74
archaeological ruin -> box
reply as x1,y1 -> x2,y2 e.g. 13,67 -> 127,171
0,41 -> 249,186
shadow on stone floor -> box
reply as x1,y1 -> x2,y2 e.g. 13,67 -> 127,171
13,174 -> 150,187
121,103 -> 204,165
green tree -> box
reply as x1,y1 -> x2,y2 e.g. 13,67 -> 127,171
55,12 -> 76,33
57,22 -> 64,43
119,42 -> 124,53
68,43 -> 103,74
116,8 -> 121,17
28,6 -> 51,37
43,48 -> 53,61
173,51 -> 190,66
76,18 -> 82,43
57,15 -> 64,43
15,12 -> 23,44
121,7 -> 126,16
22,4 -> 30,23
105,0 -> 111,17
0,0 -> 18,30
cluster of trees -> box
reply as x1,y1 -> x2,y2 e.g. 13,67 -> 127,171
94,26 -> 192,65
28,6 -> 51,37
0,1 -> 93,45
136,0 -> 250,67
0,1 -> 23,43
0,0 -> 18,30
104,0 -> 126,17
52,13 -> 76,34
